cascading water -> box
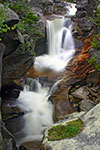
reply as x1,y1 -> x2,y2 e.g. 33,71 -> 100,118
34,17 -> 75,73
7,5 -> 77,147
14,78 -> 62,146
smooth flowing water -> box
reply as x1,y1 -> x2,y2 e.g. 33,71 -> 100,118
15,78 -> 62,146
34,17 -> 75,73
8,4 -> 77,147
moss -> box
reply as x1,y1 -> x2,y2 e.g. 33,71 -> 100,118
48,119 -> 84,141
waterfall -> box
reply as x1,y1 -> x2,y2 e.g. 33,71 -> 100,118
34,17 -> 75,73
46,17 -> 64,56
15,78 -> 63,146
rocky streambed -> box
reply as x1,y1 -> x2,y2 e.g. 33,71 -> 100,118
0,0 -> 100,150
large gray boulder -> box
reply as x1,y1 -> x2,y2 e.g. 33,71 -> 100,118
0,4 -> 24,57
0,3 -> 19,25
42,103 -> 100,150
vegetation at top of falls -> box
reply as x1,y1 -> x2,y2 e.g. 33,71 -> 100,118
48,119 -> 84,141
0,0 -> 43,42
0,4 -> 10,40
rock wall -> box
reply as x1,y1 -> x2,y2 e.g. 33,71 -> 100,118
0,43 -> 17,150
75,0 -> 98,37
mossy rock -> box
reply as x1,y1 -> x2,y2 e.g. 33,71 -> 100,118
48,119 -> 84,141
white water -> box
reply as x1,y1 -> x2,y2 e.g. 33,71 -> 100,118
34,17 -> 75,73
65,3 -> 77,16
15,78 -> 62,146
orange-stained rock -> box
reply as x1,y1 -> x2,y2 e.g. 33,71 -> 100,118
82,36 -> 93,53
71,36 -> 94,78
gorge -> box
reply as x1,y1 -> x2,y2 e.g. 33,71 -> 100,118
0,0 -> 100,150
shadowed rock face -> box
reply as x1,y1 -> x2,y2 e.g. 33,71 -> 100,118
2,44 -> 33,84
0,43 -> 5,89
0,43 -> 17,150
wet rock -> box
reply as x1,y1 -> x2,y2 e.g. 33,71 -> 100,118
19,141 -> 41,150
4,115 -> 25,139
35,37 -> 48,56
79,99 -> 96,112
1,97 -> 24,121
42,103 -> 100,150
72,37 -> 93,79
51,82 -> 75,121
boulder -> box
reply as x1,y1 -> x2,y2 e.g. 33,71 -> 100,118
3,43 -> 33,84
1,29 -> 24,57
0,4 -> 24,57
0,4 -> 19,26
42,103 -> 100,150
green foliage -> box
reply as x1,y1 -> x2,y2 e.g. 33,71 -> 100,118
1,0 -> 28,14
89,7 -> 100,26
1,0 -> 42,42
91,34 -> 100,49
8,0 -> 42,41
0,5 -> 10,40
66,0 -> 73,2
13,10 -> 40,34
88,56 -> 100,71
48,119 -> 84,141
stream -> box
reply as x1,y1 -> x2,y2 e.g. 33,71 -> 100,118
1,3 -> 78,150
